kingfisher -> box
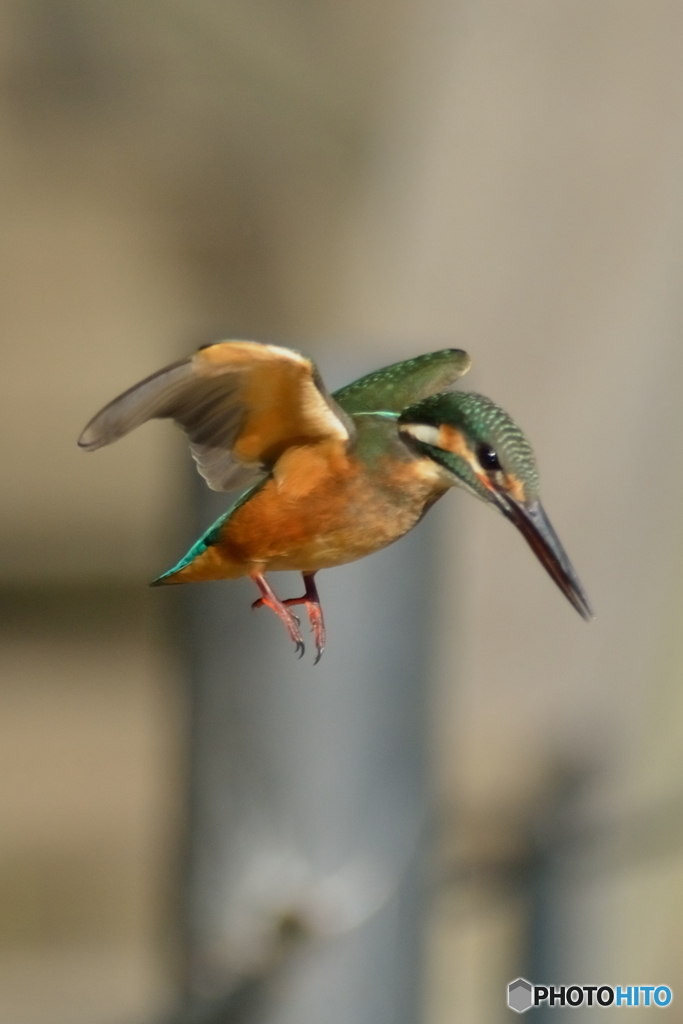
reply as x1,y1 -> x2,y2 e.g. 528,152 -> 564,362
79,341 -> 593,660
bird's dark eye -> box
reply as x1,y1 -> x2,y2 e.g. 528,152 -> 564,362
477,444 -> 501,471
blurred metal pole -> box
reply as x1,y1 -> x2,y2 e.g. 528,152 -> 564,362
524,771 -> 593,1024
178,360 -> 436,1024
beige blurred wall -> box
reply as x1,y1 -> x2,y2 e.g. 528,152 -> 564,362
3,2 -> 683,1022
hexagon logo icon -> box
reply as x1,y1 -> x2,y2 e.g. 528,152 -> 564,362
508,978 -> 533,1013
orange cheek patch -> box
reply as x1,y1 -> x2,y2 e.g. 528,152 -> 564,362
437,424 -> 472,459
504,473 -> 526,502
437,425 -> 490,486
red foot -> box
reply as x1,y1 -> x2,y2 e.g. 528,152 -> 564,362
251,573 -> 305,658
282,573 -> 326,664
251,573 -> 326,663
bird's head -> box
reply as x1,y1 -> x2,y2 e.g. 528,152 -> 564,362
398,391 -> 593,621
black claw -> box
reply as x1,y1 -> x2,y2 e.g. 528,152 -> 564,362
313,647 -> 325,665
295,640 -> 305,658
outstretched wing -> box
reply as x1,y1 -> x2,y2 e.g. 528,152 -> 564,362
79,341 -> 353,492
333,349 -> 471,415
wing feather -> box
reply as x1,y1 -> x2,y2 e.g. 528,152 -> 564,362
79,341 -> 352,491
333,349 -> 471,415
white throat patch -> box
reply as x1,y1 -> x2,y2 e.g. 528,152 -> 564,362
400,423 -> 442,447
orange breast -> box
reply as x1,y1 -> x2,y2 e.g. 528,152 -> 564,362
178,440 -> 449,582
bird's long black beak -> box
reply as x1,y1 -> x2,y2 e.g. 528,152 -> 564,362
497,496 -> 594,621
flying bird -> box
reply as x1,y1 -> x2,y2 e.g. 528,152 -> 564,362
79,341 -> 593,660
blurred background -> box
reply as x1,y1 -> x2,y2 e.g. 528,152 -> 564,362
3,1 -> 683,1021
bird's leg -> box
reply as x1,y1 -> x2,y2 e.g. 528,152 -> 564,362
250,573 -> 305,658
280,573 -> 326,664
